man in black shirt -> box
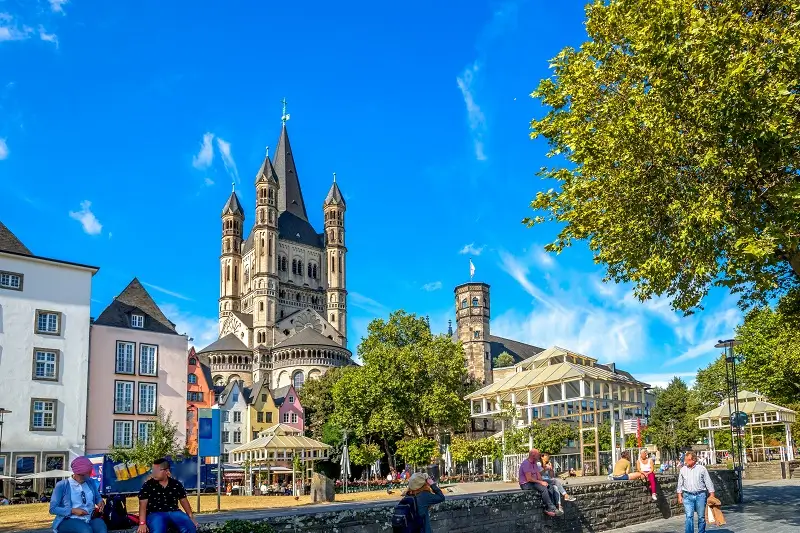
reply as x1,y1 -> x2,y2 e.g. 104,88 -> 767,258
136,459 -> 197,533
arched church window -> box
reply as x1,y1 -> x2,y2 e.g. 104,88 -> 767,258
280,310 -> 284,318
296,293 -> 301,302
260,210 -> 265,223
338,255 -> 342,273
297,260 -> 303,275
472,297 -> 479,307
461,298 -> 467,309
260,238 -> 265,256
280,290 -> 285,298
282,256 -> 288,271
330,314 -> 334,322
307,263 -> 312,278
234,266 -> 238,282
331,254 -> 335,274
293,371 -> 305,390
268,189 -> 274,199
226,265 -> 230,281
292,259 -> 297,274
312,264 -> 318,279
259,301 -> 264,312
269,211 -> 274,223
474,330 -> 481,339
268,237 -> 272,257
244,269 -> 249,285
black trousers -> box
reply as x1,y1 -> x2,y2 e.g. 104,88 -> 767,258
520,482 -> 555,510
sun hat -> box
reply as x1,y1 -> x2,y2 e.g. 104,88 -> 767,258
71,456 -> 94,476
407,472 -> 428,491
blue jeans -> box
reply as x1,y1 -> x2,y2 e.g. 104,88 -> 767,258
146,511 -> 197,533
682,491 -> 707,533
57,517 -> 108,533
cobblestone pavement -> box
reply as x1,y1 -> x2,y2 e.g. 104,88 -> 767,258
611,479 -> 800,532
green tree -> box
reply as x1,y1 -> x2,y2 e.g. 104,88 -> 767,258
395,437 -> 438,467
493,352 -> 515,368
532,422 -> 578,455
109,407 -> 183,467
695,356 -> 737,409
527,0 -> 800,313
333,311 -> 471,439
349,442 -> 383,467
647,378 -> 703,458
449,436 -> 476,465
299,367 -> 343,439
735,291 -> 800,405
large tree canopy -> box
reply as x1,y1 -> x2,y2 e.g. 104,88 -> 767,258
528,0 -> 800,313
646,378 -> 703,456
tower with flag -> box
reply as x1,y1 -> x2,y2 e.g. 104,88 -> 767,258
454,258 -> 492,384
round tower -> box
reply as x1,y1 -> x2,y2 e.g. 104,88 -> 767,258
455,282 -> 492,384
219,190 -> 244,330
324,174 -> 347,344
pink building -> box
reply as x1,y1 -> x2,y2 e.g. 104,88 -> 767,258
86,279 -> 188,454
272,385 -> 304,431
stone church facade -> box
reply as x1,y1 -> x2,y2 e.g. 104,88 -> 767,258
197,119 -> 353,390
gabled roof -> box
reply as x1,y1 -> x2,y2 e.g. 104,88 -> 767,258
218,379 -> 249,405
324,180 -> 345,208
0,221 -> 32,255
199,362 -> 214,390
272,385 -> 293,407
278,211 -> 323,248
197,333 -> 251,354
273,124 -> 308,221
222,191 -> 245,218
273,326 -> 345,350
250,375 -> 273,410
231,311 -> 254,329
94,278 -> 179,335
487,335 -> 545,364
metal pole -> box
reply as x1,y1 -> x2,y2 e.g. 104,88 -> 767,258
196,454 -> 201,512
217,426 -> 221,512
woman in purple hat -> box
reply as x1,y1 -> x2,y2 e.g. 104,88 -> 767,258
49,456 -> 107,533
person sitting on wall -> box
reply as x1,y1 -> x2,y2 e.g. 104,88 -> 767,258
609,451 -> 645,481
49,456 -> 107,533
540,453 -> 576,512
637,450 -> 658,501
519,449 -> 562,517
136,459 -> 198,533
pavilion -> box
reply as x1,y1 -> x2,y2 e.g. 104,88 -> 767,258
697,391 -> 796,463
466,346 -> 651,476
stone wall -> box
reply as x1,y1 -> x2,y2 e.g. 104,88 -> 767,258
200,471 -> 737,533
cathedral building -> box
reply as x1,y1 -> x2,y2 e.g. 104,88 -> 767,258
197,116 -> 353,390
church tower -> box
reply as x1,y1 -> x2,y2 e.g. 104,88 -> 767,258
252,148 -> 280,346
455,282 -> 492,384
219,190 -> 244,330
324,175 -> 347,342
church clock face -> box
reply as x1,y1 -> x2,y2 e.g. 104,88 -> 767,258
294,310 -> 323,333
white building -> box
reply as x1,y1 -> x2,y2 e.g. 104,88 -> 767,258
216,380 -> 249,462
0,221 -> 98,494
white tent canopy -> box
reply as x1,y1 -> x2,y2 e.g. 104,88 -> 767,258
17,470 -> 73,480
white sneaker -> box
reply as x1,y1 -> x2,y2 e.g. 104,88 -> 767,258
652,493 -> 658,501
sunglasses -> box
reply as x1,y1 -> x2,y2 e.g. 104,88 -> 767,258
81,491 -> 86,505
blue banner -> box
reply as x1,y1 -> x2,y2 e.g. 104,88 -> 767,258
198,408 -> 221,457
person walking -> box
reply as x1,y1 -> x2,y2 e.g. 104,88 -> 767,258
677,451 -> 716,533
136,458 -> 198,533
637,450 -> 658,501
519,449 -> 561,517
49,456 -> 107,533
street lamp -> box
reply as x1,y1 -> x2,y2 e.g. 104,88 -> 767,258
715,339 -> 743,503
0,408 -> 11,477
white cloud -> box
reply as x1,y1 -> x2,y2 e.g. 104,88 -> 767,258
534,248 -> 555,269
68,200 -> 102,235
159,303 -> 219,351
498,250 -> 563,312
204,177 -> 214,186
459,243 -> 485,256
216,137 -> 239,184
422,281 -> 443,292
635,372 -> 696,389
49,0 -> 68,14
664,306 -> 740,367
0,15 -> 33,42
0,138 -> 8,160
192,132 -> 214,170
38,26 -> 57,46
456,62 -> 487,161
349,292 -> 388,316
143,282 -> 193,302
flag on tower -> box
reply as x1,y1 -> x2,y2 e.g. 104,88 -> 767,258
469,259 -> 475,280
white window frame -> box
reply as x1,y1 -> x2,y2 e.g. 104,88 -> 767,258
288,396 -> 295,404
33,349 -> 58,380
282,413 -> 289,423
139,344 -> 157,376
31,399 -> 56,430
222,411 -> 229,423
291,413 -> 298,424
188,374 -> 197,384
138,383 -> 157,415
114,420 -> 134,448
36,311 -> 60,335
137,421 -> 155,444
0,271 -> 23,290
116,341 -> 135,374
114,381 -> 134,414
131,314 -> 144,328
233,411 -> 241,423
233,430 -> 241,444
222,431 -> 230,443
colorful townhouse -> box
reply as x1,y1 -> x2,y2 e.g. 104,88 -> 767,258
272,385 -> 304,431
246,377 -> 279,441
186,348 -> 214,456
86,279 -> 188,454
216,380 -> 249,462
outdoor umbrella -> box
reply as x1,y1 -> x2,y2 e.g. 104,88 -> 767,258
340,444 -> 351,493
17,470 -> 73,479
445,445 -> 453,475
0,475 -> 15,480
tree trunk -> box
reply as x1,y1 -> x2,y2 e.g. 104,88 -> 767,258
383,438 -> 394,469
790,252 -> 800,279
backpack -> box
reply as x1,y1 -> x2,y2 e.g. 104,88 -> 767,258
392,495 -> 423,533
103,494 -> 134,530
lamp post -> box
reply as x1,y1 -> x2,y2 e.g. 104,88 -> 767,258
715,339 -> 743,503
0,408 -> 11,464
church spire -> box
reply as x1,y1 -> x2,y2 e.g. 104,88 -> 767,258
273,113 -> 308,220
255,145 -> 278,185
324,172 -> 345,207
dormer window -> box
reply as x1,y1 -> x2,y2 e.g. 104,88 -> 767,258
288,396 -> 294,404
131,314 -> 144,328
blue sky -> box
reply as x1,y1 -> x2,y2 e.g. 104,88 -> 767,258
0,0 -> 740,387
